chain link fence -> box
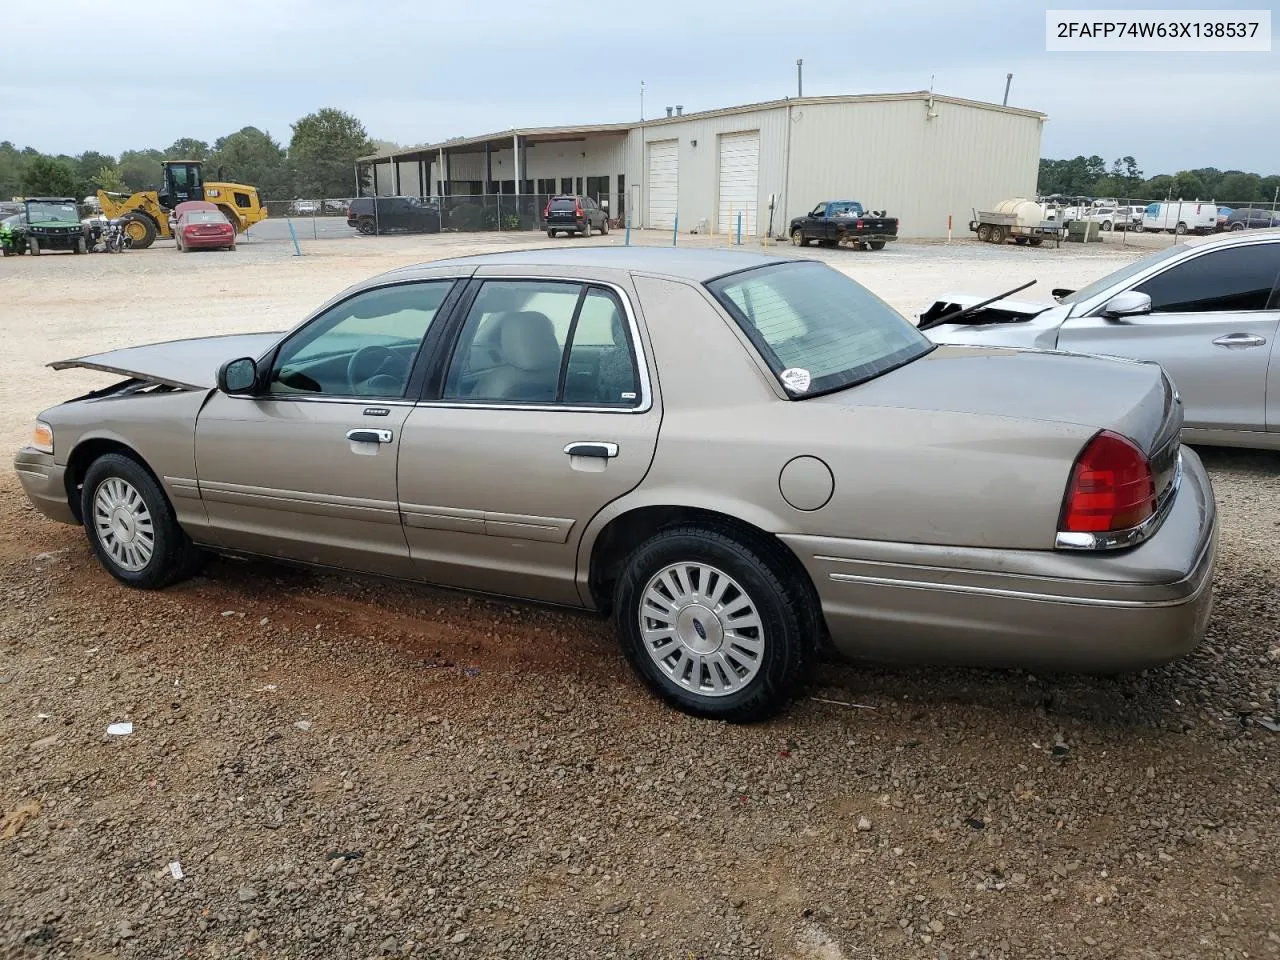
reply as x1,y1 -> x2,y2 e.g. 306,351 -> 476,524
254,193 -> 630,242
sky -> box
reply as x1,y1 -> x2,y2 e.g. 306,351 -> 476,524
2,0 -> 1276,175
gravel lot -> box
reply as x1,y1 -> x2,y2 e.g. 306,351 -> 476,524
2,232 -> 1277,960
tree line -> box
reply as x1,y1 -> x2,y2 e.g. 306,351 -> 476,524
0,108 -> 378,203
1039,155 -> 1280,204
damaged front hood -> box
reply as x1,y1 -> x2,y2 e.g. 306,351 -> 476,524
919,290 -> 1057,326
50,332 -> 283,390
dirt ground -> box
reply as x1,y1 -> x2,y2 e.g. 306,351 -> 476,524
1,231 -> 1277,960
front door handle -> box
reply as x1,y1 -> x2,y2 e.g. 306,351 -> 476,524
347,428 -> 393,444
564,441 -> 618,459
1212,333 -> 1267,348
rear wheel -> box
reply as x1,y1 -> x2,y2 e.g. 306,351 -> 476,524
80,453 -> 205,590
790,228 -> 808,247
1101,220 -> 1113,231
868,240 -> 887,250
1231,222 -> 1245,232
547,229 -> 557,238
120,213 -> 156,249
976,224 -> 991,242
357,218 -> 376,235
599,218 -> 609,235
583,220 -> 592,238
1029,237 -> 1044,247
1175,223 -> 1188,235
613,526 -> 811,722
988,225 -> 1007,244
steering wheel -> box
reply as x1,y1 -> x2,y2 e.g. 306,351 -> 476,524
346,345 -> 408,395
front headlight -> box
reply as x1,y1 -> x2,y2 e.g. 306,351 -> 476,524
31,421 -> 53,454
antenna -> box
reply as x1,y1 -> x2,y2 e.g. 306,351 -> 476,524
1003,72 -> 1013,106
796,59 -> 803,98
640,80 -> 645,122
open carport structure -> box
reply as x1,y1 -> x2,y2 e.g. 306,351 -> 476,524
357,92 -> 1046,239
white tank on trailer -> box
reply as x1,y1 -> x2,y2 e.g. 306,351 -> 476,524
992,198 -> 1044,228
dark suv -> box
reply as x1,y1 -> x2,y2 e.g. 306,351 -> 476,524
544,195 -> 609,238
347,196 -> 443,235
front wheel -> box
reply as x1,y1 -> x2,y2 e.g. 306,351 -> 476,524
120,213 -> 157,249
1231,222 -> 1245,232
81,453 -> 205,590
790,228 -> 808,247
1101,220 -> 1112,231
976,224 -> 991,242
613,526 -> 811,722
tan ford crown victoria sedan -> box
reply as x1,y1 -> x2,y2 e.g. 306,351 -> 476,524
16,248 -> 1217,720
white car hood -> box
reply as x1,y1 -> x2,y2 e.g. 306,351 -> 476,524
920,293 -> 1069,350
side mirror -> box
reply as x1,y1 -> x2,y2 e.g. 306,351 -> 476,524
1102,291 -> 1152,319
218,357 -> 258,395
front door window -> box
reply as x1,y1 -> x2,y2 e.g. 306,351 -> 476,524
269,281 -> 454,398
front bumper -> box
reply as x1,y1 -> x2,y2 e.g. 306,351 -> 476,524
783,446 -> 1218,672
15,448 -> 76,525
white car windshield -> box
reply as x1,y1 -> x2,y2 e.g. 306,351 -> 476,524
1057,244 -> 1185,305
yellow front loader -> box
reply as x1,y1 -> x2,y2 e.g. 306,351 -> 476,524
97,160 -> 268,249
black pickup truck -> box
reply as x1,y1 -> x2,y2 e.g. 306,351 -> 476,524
788,200 -> 898,250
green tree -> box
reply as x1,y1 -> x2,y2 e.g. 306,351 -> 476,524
289,108 -> 372,199
118,149 -> 165,192
166,137 -> 209,160
1216,172 -> 1260,203
0,141 -> 25,199
1171,170 -> 1207,200
1259,175 -> 1280,204
208,126 -> 290,200
21,155 -> 77,196
93,165 -> 128,193
1141,174 -> 1174,199
73,151 -> 115,195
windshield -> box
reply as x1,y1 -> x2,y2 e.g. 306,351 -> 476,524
27,201 -> 79,222
1057,244 -> 1185,305
707,261 -> 933,396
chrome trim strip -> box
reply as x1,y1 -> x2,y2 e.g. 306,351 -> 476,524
200,481 -> 401,524
400,502 -> 485,533
827,569 -> 1201,609
164,476 -> 202,500
1055,452 -> 1182,552
226,395 -> 417,407
484,512 -> 575,544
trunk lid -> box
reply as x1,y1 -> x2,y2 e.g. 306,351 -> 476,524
820,343 -> 1183,492
50,332 -> 283,390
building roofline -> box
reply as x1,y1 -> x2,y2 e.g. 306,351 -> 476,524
358,91 -> 1046,162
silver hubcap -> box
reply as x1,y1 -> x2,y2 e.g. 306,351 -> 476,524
639,562 -> 765,698
93,477 -> 155,572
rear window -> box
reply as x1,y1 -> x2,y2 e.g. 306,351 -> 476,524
185,211 -> 226,224
706,261 -> 933,396
550,198 -> 578,211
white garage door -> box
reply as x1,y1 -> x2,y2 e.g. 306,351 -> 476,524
718,131 -> 759,236
647,140 -> 678,229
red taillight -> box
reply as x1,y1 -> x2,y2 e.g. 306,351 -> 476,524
856,219 -> 864,229
1059,431 -> 1155,533
575,202 -> 583,217
544,202 -> 551,217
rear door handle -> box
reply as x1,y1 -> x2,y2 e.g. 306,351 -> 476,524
347,428 -> 393,444
1212,333 -> 1267,348
564,441 -> 618,459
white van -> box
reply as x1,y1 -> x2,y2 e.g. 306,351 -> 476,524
1138,201 -> 1217,235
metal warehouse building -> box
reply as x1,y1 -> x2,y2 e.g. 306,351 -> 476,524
360,92 -> 1045,239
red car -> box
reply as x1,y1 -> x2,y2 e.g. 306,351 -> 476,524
174,207 -> 237,252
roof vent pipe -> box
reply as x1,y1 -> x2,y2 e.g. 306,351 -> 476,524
665,106 -> 673,118
676,105 -> 683,116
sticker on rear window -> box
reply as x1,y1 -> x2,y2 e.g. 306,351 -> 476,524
780,368 -> 811,393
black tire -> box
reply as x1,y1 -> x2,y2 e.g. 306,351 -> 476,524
1101,220 -> 1112,231
599,218 -> 609,235
75,236 -> 87,254
28,237 -> 40,255
120,213 -> 157,249
1174,223 -> 1188,235
613,525 -> 812,722
583,220 -> 592,238
357,218 -> 376,235
988,225 -> 1006,244
80,453 -> 205,590
868,240 -> 887,250
547,229 -> 557,238
1029,237 -> 1044,247
976,224 -> 991,242
790,228 -> 808,247
1231,222 -> 1245,232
